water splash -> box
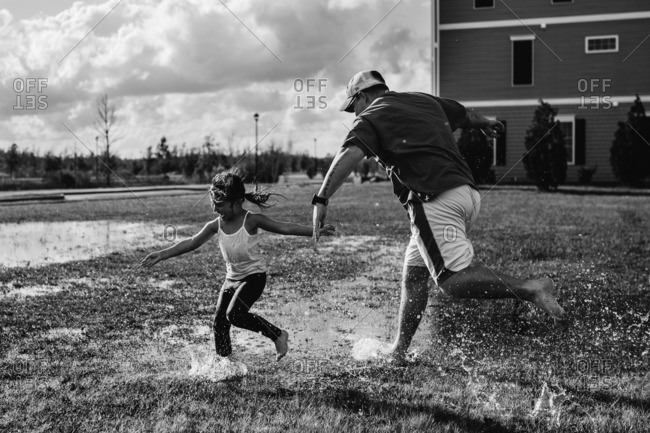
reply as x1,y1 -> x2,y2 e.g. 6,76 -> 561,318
188,351 -> 248,382
351,338 -> 391,361
530,382 -> 568,428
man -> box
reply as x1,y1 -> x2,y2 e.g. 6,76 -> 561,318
311,70 -> 565,362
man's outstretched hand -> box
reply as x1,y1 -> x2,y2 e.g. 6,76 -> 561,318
481,119 -> 505,138
312,204 -> 327,241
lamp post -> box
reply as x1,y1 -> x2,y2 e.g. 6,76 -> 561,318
254,113 -> 259,189
313,138 -> 317,175
95,136 -> 99,183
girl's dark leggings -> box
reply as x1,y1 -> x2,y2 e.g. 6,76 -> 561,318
213,272 -> 281,357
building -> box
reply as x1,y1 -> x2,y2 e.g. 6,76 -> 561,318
433,0 -> 650,183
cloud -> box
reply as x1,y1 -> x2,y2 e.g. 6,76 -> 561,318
0,0 -> 432,158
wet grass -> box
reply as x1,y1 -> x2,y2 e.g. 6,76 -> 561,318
1,183 -> 649,432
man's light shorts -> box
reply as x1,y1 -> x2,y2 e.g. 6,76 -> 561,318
404,184 -> 481,285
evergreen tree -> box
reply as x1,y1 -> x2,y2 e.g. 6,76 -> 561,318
523,100 -> 567,191
610,95 -> 650,186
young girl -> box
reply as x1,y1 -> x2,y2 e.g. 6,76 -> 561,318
140,170 -> 334,361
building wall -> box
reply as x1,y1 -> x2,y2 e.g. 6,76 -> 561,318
455,104 -> 631,184
440,0 -> 650,24
437,0 -> 650,184
440,20 -> 650,101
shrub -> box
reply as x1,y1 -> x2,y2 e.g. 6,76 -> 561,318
610,95 -> 650,187
523,100 -> 567,191
577,165 -> 598,185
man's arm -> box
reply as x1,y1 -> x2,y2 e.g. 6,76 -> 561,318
317,145 -> 365,199
312,145 -> 365,240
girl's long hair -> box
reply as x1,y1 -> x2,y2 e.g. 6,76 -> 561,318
209,169 -> 283,209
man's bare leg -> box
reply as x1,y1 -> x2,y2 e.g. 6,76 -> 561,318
388,263 -> 565,360
389,265 -> 430,361
440,262 -> 565,319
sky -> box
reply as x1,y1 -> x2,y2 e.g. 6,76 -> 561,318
0,0 -> 432,159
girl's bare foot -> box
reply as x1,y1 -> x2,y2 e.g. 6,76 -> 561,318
274,330 -> 289,361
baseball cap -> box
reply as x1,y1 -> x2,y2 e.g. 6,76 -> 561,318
339,70 -> 387,112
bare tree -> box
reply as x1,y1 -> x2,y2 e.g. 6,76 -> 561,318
94,93 -> 117,186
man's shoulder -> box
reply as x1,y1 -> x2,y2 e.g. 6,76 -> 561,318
381,91 -> 434,100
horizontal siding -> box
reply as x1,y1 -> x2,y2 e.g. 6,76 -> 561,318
439,20 -> 650,101
454,104 -> 634,184
440,0 -> 650,24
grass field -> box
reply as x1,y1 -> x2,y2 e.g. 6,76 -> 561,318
1,183 -> 648,432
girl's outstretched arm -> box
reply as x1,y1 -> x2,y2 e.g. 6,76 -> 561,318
250,213 -> 335,237
140,219 -> 219,268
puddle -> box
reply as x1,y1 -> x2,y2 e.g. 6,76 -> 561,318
0,220 -> 169,267
2,283 -> 64,298
43,328 -> 85,342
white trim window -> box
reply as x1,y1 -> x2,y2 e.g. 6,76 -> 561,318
556,115 -> 575,165
585,35 -> 619,53
511,35 -> 535,86
474,0 -> 495,9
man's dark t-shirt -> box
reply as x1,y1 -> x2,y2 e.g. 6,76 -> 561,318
342,91 -> 476,205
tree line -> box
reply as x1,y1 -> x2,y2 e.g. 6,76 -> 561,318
3,95 -> 649,191
0,137 -> 334,190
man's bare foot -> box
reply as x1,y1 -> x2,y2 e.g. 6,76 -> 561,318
274,330 -> 289,361
528,278 -> 566,320
384,344 -> 409,366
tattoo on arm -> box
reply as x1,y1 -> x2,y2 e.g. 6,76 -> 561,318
321,158 -> 343,197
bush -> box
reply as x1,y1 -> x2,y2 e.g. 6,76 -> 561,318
43,171 -> 76,188
306,160 -> 317,179
457,128 -> 493,184
610,95 -> 650,187
577,165 -> 598,185
523,100 -> 567,191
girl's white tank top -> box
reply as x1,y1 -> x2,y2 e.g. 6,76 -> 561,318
218,212 -> 267,280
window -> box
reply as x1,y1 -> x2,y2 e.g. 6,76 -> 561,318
551,0 -> 573,4
511,35 -> 534,86
556,115 -> 575,165
585,35 -> 618,53
474,0 -> 494,9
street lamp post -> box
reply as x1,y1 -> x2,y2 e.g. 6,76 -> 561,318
254,113 -> 259,189
95,136 -> 99,183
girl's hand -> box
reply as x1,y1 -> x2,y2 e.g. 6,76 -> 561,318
318,224 -> 336,237
140,251 -> 163,269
